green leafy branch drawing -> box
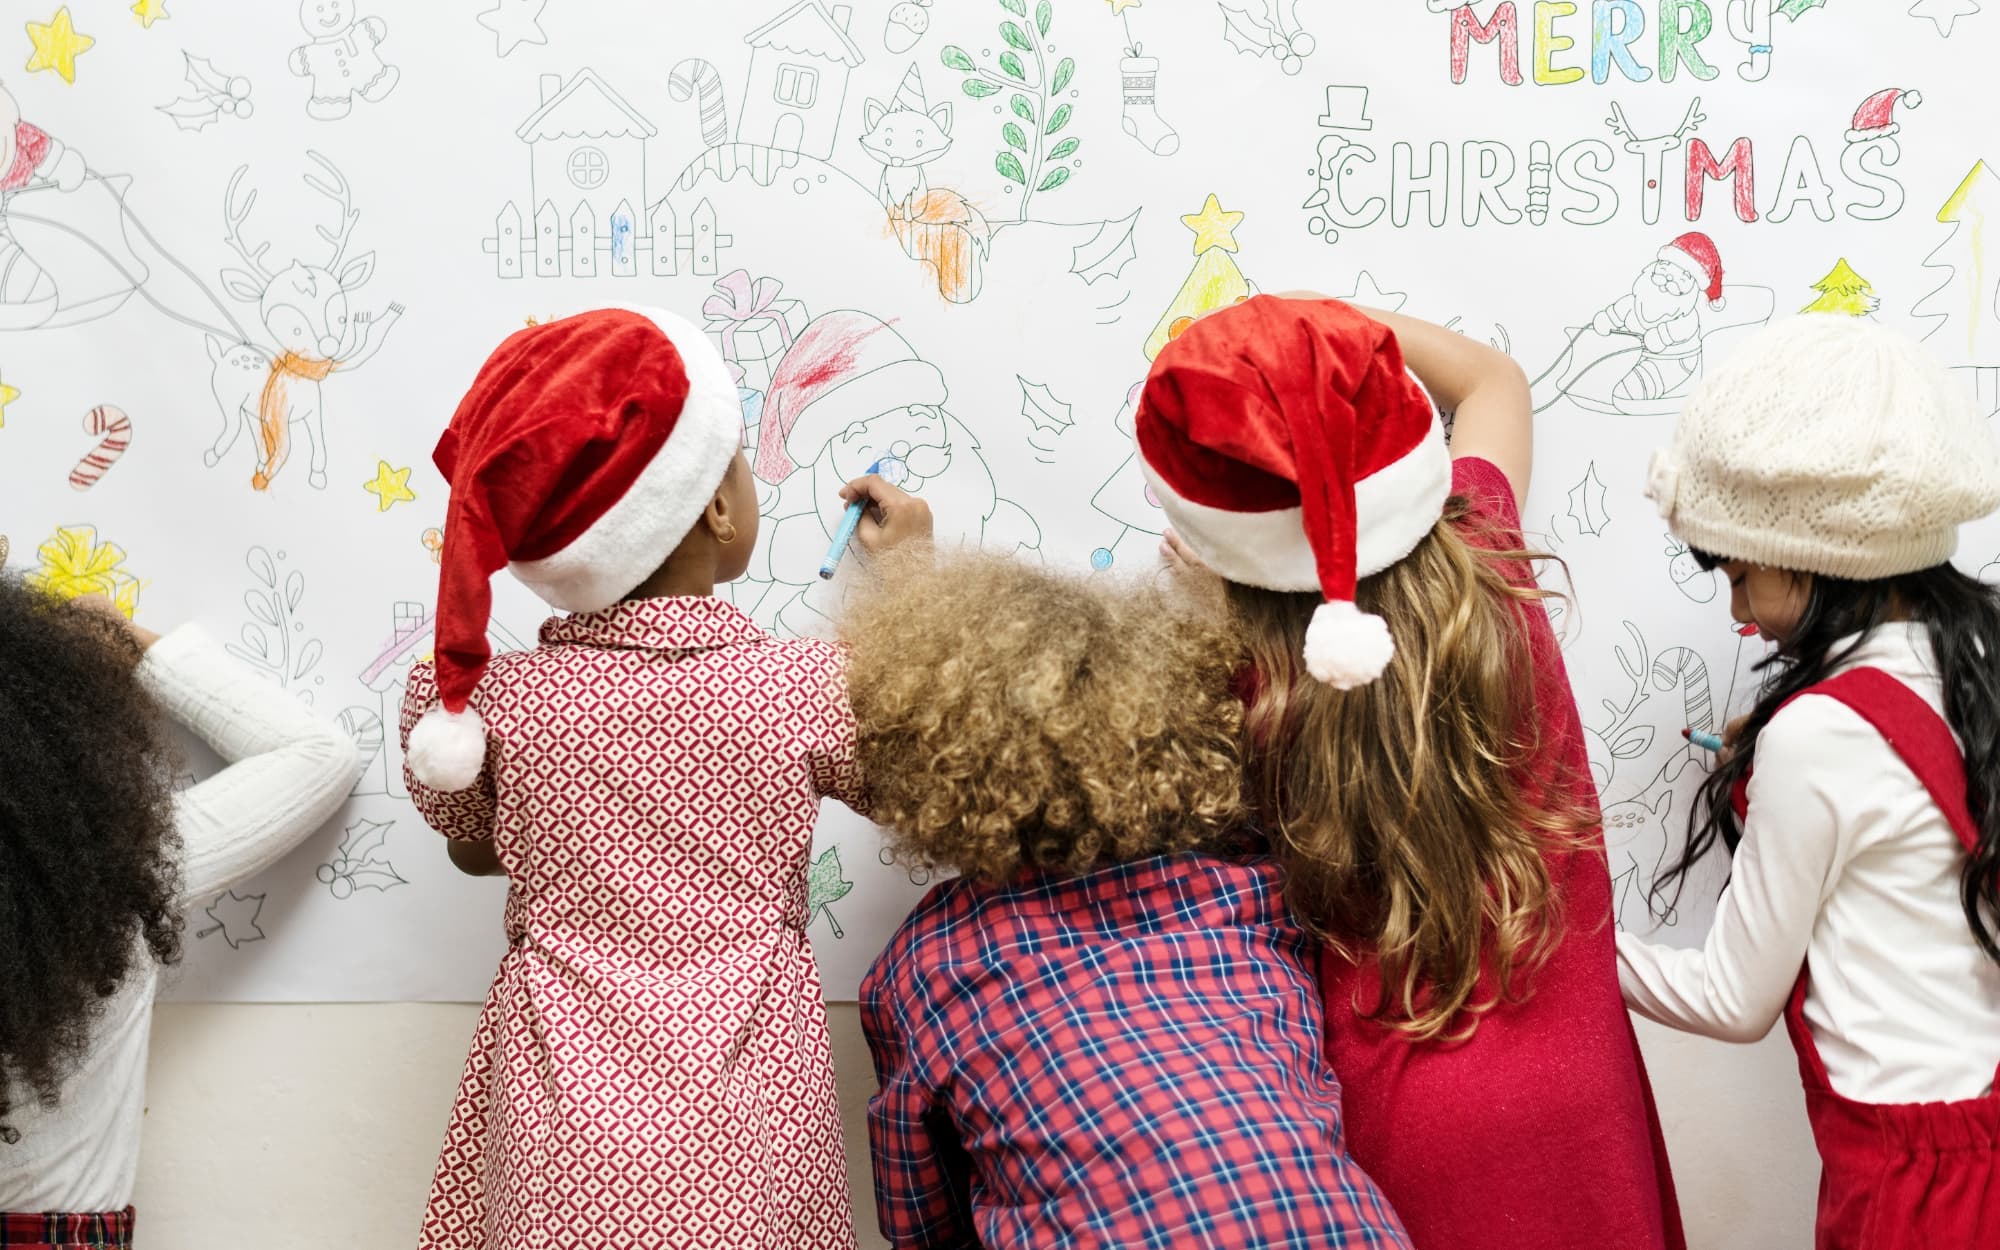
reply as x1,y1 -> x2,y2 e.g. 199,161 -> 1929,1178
941,0 -> 1078,219
805,846 -> 856,939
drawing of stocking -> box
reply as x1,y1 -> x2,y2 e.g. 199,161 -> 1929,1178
1120,52 -> 1179,157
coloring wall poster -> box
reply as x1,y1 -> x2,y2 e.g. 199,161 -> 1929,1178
1,2 -> 1996,1001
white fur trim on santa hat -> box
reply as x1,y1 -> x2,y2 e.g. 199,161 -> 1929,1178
407,704 -> 489,793
1304,600 -> 1395,689
1139,408 -> 1452,593
508,306 -> 744,614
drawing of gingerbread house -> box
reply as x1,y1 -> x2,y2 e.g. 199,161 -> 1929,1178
516,69 -> 655,230
740,2 -> 863,161
350,601 -> 527,798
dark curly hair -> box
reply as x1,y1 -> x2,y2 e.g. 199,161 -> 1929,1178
0,575 -> 181,1143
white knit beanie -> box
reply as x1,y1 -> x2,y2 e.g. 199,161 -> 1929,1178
1646,315 -> 2000,580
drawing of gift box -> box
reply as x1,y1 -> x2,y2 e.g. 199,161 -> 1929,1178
703,269 -> 807,392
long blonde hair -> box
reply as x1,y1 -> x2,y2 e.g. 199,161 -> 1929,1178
1232,497 -> 1591,1041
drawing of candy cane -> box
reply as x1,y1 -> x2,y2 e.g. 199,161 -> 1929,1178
669,59 -> 728,149
1651,646 -> 1715,735
69,405 -> 132,491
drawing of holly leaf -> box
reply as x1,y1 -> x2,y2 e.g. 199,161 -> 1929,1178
345,863 -> 409,892
197,891 -> 267,949
1071,211 -> 1141,285
1567,463 -> 1611,536
1775,0 -> 1829,17
806,846 -> 854,939
339,817 -> 395,865
182,52 -> 231,96
1219,1 -> 1284,55
156,96 -> 220,130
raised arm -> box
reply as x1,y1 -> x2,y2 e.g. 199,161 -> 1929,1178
128,619 -> 361,905
1277,293 -> 1535,506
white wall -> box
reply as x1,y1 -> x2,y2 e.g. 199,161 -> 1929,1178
134,1005 -> 1816,1249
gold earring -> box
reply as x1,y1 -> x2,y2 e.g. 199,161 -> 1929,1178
716,522 -> 738,545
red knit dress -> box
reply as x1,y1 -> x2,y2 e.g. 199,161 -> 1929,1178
1317,456 -> 1686,1249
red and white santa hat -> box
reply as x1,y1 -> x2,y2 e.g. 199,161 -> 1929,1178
1136,295 -> 1448,689
1848,87 -> 1921,144
753,310 -> 945,481
406,306 -> 740,791
1658,231 -> 1726,311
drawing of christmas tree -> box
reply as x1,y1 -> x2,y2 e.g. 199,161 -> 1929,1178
1913,161 -> 2000,415
1801,258 -> 1879,316
1913,161 -> 2000,360
1144,194 -> 1252,360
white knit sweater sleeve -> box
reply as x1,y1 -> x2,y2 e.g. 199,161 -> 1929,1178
137,624 -> 362,906
1616,696 -> 1862,1043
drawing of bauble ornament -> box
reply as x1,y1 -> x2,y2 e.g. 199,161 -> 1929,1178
885,0 -> 930,54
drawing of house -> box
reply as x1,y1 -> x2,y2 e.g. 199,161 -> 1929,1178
516,69 -> 655,229
740,2 -> 863,160
352,601 -> 528,798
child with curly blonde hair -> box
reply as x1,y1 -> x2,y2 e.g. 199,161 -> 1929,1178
846,552 -> 1410,1250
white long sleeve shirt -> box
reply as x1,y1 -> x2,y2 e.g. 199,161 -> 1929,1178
1619,622 -> 2000,1103
0,625 -> 359,1212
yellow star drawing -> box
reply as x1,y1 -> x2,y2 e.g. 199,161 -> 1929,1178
363,460 -> 416,512
1107,0 -> 1145,11
1182,194 -> 1245,255
131,0 -> 169,29
25,8 -> 94,85
0,375 -> 19,428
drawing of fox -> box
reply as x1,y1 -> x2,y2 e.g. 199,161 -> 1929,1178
860,66 -> 991,303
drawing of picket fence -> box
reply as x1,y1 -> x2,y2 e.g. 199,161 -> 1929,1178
481,197 -> 735,279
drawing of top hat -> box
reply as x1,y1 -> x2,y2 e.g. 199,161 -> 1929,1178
1317,85 -> 1373,132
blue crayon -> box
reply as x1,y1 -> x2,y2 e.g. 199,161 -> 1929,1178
820,459 -> 883,580
1683,728 -> 1725,754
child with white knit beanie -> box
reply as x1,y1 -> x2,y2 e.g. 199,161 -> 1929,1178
1619,314 -> 2000,1248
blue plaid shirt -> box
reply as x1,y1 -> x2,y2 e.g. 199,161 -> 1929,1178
860,853 -> 1411,1249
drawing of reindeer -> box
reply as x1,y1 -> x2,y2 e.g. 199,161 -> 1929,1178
1605,98 -> 1705,227
205,150 -> 401,491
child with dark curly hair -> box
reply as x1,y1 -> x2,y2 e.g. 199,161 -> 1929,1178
846,552 -> 1411,1250
0,570 -> 359,1249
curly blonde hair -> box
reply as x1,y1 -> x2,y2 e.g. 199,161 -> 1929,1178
840,551 -> 1246,884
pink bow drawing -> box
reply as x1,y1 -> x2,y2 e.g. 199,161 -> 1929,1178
703,270 -> 793,363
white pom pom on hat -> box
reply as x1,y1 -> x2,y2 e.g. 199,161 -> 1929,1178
406,705 -> 488,793
1304,600 -> 1397,689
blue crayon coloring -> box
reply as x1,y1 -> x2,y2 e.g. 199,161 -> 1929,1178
821,457 -> 907,580
1682,728 -> 1725,754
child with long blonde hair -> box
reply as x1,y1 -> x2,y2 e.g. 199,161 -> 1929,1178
1147,296 -> 1682,1249
848,552 -> 1411,1249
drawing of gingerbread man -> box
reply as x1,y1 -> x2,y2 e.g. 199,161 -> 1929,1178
289,0 -> 399,122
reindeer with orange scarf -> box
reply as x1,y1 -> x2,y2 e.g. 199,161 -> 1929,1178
205,151 -> 400,491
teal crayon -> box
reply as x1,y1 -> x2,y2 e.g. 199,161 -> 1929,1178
1683,728 -> 1725,754
820,459 -> 884,580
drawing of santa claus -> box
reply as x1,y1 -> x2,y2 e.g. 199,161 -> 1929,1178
1589,231 -> 1726,405
740,309 -> 1040,635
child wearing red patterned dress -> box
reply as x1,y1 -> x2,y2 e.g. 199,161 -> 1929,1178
398,307 -> 930,1250
1145,297 -> 1683,1250
847,553 -> 1411,1250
